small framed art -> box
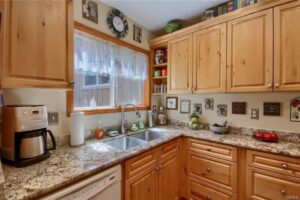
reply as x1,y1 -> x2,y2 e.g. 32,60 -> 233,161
180,100 -> 191,114
166,97 -> 178,110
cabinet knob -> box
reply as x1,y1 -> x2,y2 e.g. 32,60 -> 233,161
155,166 -> 160,171
69,81 -> 75,86
267,83 -> 273,88
159,164 -> 163,169
206,148 -> 212,152
207,196 -> 211,200
275,83 -> 279,88
281,190 -> 287,196
206,168 -> 211,172
282,163 -> 289,169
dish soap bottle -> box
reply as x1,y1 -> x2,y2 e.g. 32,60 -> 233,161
95,121 -> 104,140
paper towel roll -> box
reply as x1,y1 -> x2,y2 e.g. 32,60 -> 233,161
70,112 -> 84,146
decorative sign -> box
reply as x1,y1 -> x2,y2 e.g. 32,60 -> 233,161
232,102 -> 246,114
217,104 -> 227,117
263,102 -> 281,116
82,0 -> 98,23
290,97 -> 300,122
205,98 -> 214,110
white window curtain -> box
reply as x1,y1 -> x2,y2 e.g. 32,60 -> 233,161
74,31 -> 148,108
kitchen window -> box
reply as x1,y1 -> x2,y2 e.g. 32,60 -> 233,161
68,25 -> 150,115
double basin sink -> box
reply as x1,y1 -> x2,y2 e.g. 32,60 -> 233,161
103,129 -> 168,151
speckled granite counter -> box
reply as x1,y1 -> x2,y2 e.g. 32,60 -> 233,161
2,126 -> 300,200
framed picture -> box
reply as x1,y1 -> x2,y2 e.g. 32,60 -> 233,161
82,0 -> 98,23
166,97 -> 178,110
133,24 -> 142,43
180,100 -> 191,114
193,103 -> 202,115
264,102 -> 281,116
232,102 -> 246,114
290,97 -> 300,122
205,98 -> 214,110
217,104 -> 228,117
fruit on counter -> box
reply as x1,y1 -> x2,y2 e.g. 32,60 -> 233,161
191,117 -> 198,123
192,123 -> 199,130
189,112 -> 200,130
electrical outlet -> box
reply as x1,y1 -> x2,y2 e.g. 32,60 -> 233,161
48,112 -> 59,125
250,108 -> 259,120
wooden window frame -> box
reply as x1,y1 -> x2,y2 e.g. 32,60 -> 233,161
67,22 -> 151,116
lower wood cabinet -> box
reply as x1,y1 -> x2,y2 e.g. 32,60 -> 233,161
189,177 -> 237,200
124,139 -> 179,200
246,167 -> 300,200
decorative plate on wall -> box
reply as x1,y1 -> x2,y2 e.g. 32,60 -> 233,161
107,9 -> 129,38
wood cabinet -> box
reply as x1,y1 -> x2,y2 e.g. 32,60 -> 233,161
274,0 -> 300,91
124,139 -> 179,200
187,138 -> 238,199
0,0 -> 73,88
192,23 -> 227,93
246,150 -> 300,200
168,34 -> 193,94
227,9 -> 273,92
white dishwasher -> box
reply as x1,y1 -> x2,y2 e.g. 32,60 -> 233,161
42,165 -> 121,200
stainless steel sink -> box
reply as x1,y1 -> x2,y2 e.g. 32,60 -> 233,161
104,137 -> 146,151
129,130 -> 167,142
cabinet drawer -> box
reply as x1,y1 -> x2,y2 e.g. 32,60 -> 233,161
189,178 -> 237,200
246,167 -> 300,200
188,152 -> 237,193
188,139 -> 237,162
158,139 -> 179,161
247,150 -> 300,178
125,149 -> 156,179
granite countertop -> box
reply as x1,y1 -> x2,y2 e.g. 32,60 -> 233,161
2,126 -> 300,200
0,164 -> 5,200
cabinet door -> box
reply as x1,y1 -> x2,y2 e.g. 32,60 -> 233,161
274,1 -> 300,91
0,0 -> 73,88
125,169 -> 156,200
158,140 -> 179,200
246,167 -> 300,200
227,9 -> 273,92
193,23 -> 226,93
168,34 -> 193,94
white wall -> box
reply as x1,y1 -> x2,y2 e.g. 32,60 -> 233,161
152,92 -> 300,133
1,1 -> 153,137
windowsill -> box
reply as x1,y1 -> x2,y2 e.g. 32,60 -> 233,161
73,105 -> 150,116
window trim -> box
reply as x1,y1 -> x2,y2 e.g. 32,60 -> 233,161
67,22 -> 151,117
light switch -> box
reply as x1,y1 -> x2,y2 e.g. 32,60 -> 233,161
250,108 -> 259,120
48,112 -> 59,125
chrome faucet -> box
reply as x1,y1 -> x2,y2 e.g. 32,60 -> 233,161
121,104 -> 141,134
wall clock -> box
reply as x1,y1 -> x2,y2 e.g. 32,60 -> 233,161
107,9 -> 128,38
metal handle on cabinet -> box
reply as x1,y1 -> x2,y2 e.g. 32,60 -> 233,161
282,163 -> 289,169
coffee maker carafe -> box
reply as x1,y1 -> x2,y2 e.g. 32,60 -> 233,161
1,105 -> 56,167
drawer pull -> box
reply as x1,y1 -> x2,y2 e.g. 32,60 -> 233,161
207,196 -> 212,200
281,190 -> 287,196
206,148 -> 212,152
155,166 -> 160,171
282,163 -> 289,169
206,168 -> 211,172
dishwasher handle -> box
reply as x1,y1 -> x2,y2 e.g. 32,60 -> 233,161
41,165 -> 121,200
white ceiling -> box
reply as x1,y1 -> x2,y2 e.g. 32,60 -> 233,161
102,0 -> 227,34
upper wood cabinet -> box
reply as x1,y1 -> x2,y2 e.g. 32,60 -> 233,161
168,34 -> 193,94
227,9 -> 273,92
0,0 -> 73,88
193,23 -> 227,93
274,0 -> 300,91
